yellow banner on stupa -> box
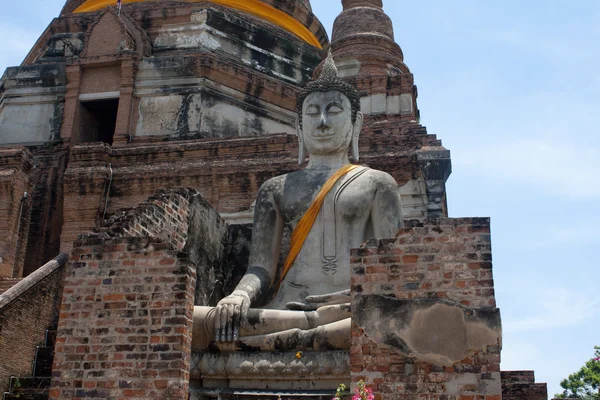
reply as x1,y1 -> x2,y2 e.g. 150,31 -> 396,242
73,0 -> 322,49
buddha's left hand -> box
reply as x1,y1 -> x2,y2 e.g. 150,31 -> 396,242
285,289 -> 351,311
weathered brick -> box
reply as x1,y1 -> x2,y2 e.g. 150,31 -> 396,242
351,219 -> 506,399
50,237 -> 196,399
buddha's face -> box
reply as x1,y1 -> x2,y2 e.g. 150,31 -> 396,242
299,91 -> 359,156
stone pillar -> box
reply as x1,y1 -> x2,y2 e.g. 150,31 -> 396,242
0,148 -> 34,278
417,149 -> 452,219
350,218 -> 502,399
50,236 -> 196,399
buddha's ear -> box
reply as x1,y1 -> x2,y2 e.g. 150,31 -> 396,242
351,111 -> 363,162
296,116 -> 306,166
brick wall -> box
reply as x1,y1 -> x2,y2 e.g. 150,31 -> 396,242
0,148 -> 34,278
60,124 -> 443,254
101,188 -> 195,251
99,187 -> 228,305
350,218 -> 502,400
60,143 -> 112,252
502,371 -> 548,400
50,237 -> 196,399
22,145 -> 68,277
0,255 -> 67,393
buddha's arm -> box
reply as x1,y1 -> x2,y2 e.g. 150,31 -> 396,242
214,179 -> 284,342
371,171 -> 404,238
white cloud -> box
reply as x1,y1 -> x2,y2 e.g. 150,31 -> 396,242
503,287 -> 600,333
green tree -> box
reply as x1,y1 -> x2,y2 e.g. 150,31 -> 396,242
555,346 -> 600,399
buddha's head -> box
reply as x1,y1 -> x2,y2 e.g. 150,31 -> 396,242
296,51 -> 363,165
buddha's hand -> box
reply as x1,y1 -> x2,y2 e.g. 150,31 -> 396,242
285,289 -> 351,311
214,291 -> 250,343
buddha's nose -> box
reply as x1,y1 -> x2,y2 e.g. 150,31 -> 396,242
317,113 -> 329,131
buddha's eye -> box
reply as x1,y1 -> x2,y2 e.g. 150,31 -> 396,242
305,106 -> 319,115
328,105 -> 343,114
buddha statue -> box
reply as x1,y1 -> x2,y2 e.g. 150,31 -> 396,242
192,51 -> 404,351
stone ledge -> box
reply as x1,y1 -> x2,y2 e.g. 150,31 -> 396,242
0,253 -> 68,310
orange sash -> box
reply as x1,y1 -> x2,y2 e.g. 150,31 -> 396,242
277,164 -> 361,289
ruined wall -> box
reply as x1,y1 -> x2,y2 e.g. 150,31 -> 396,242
184,195 -> 228,306
50,237 -> 196,399
0,148 -> 34,278
22,145 -> 69,276
350,218 -> 502,399
93,187 -> 228,306
0,255 -> 66,393
102,188 -> 195,251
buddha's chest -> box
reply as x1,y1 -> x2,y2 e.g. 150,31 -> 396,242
278,170 -> 375,225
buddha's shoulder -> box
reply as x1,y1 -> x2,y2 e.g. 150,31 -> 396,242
258,171 -> 303,192
360,168 -> 398,188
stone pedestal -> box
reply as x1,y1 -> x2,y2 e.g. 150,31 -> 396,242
190,351 -> 349,391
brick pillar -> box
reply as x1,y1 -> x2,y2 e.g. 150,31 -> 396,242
113,59 -> 137,147
50,236 -> 196,399
60,143 -> 112,252
350,218 -> 502,400
0,148 -> 34,278
60,65 -> 81,142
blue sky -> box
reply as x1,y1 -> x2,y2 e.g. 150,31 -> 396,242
1,1 -> 598,397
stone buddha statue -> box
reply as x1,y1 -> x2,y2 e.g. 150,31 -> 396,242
192,51 -> 403,351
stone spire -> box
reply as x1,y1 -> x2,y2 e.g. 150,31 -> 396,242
330,0 -> 406,76
323,0 -> 418,121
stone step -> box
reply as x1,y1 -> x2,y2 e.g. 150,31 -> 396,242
9,377 -> 51,392
32,347 -> 54,377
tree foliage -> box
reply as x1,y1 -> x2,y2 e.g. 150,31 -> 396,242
555,346 -> 600,399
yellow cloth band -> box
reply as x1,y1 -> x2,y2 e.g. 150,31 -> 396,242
73,0 -> 322,49
277,164 -> 361,290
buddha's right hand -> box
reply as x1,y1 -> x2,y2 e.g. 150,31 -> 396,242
214,291 -> 250,343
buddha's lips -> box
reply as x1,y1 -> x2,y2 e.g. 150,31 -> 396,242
311,132 -> 337,140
